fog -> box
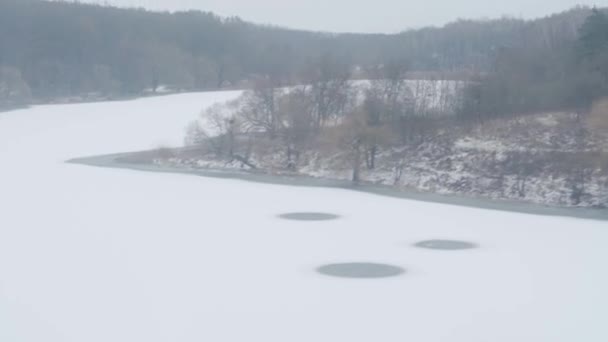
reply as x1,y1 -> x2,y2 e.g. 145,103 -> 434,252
77,0 -> 607,32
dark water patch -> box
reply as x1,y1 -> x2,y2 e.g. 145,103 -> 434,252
278,212 -> 340,221
317,263 -> 405,279
414,240 -> 478,250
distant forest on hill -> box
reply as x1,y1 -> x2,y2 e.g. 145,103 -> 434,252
0,0 -> 607,116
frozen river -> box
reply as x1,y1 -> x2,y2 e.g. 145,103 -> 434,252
1,92 -> 607,342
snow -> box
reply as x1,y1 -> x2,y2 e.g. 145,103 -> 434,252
1,91 -> 608,342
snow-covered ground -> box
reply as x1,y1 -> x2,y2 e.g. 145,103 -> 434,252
1,91 -> 607,342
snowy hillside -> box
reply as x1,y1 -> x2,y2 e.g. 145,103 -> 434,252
166,110 -> 608,207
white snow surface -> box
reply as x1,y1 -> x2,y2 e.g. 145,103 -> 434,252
1,91 -> 607,342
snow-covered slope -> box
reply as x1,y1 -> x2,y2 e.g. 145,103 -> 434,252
0,92 -> 607,342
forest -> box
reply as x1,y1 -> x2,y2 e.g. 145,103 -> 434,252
1,0 -> 607,119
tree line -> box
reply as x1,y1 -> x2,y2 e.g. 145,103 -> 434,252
460,8 -> 608,121
0,0 -> 603,109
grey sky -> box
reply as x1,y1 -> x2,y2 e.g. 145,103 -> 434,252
81,0 -> 607,33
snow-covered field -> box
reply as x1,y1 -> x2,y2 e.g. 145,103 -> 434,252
1,91 -> 607,342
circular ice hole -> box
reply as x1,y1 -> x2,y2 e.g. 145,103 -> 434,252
278,212 -> 340,221
414,240 -> 478,250
317,263 -> 405,279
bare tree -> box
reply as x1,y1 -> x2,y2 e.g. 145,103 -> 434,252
335,106 -> 395,183
365,59 -> 414,153
303,54 -> 352,131
185,101 -> 243,158
567,167 -> 591,205
367,59 -> 410,123
239,78 -> 286,137
278,88 -> 315,168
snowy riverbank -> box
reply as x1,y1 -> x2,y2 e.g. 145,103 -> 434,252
69,149 -> 608,221
149,111 -> 608,208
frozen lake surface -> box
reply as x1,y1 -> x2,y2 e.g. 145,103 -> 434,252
1,92 -> 607,342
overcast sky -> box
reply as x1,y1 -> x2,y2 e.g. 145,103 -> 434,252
79,0 -> 607,33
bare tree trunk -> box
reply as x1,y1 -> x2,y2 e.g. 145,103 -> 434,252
228,130 -> 234,157
352,140 -> 362,183
393,162 -> 404,185
227,119 -> 237,157
366,145 -> 377,170
216,64 -> 225,89
286,143 -> 296,170
516,174 -> 527,198
570,167 -> 588,205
